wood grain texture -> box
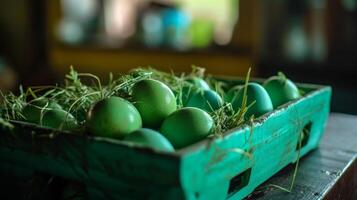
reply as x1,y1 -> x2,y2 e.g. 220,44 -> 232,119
246,113 -> 357,200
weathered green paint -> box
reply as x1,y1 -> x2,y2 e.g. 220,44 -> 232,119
0,79 -> 331,200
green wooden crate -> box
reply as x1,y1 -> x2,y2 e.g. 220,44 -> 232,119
0,79 -> 331,200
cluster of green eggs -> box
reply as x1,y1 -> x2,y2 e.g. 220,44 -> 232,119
21,72 -> 300,152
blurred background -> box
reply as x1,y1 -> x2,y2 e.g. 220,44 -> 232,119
0,0 -> 356,114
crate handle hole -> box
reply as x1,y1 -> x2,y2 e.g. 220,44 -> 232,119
296,122 -> 312,150
228,168 -> 251,195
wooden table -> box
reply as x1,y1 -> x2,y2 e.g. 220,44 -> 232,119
247,113 -> 357,200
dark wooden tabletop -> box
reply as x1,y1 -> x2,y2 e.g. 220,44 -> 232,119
246,113 -> 357,200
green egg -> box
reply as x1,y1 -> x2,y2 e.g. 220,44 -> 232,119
132,79 -> 177,128
186,77 -> 210,90
263,75 -> 300,108
22,98 -> 77,130
123,128 -> 174,152
160,107 -> 214,149
87,97 -> 142,138
224,85 -> 244,103
185,90 -> 223,112
232,83 -> 273,118
41,109 -> 78,131
22,98 -> 62,124
177,77 -> 210,106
